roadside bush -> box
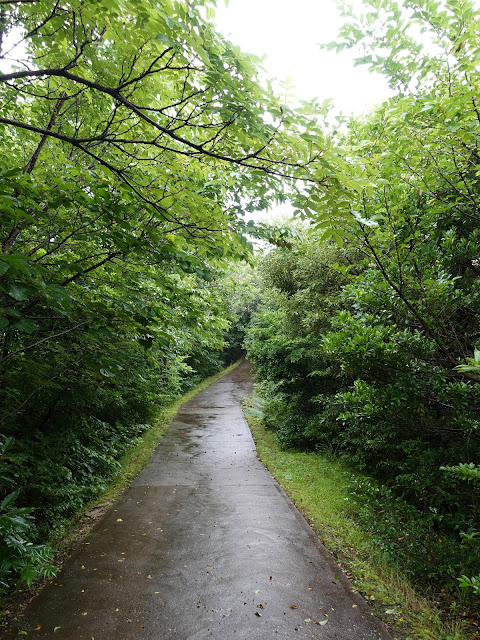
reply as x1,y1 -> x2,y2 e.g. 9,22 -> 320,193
347,476 -> 478,591
0,437 -> 55,589
247,235 -> 480,595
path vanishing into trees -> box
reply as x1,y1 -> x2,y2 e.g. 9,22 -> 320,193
3,362 -> 392,639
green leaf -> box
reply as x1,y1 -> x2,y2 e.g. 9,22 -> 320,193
0,258 -> 10,275
4,284 -> 30,301
43,285 -> 73,310
0,490 -> 20,510
12,318 -> 37,334
99,368 -> 116,378
155,34 -> 174,45
0,167 -> 22,178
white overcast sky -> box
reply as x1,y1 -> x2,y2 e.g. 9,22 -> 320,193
214,0 -> 393,116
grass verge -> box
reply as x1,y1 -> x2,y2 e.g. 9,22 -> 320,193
243,394 -> 472,640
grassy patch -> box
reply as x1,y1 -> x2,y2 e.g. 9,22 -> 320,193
243,395 -> 471,640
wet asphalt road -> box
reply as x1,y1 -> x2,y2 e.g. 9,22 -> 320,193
5,362 -> 392,639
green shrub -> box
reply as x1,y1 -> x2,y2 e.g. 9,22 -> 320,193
0,437 -> 55,590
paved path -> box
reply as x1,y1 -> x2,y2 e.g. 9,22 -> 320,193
5,362 -> 392,639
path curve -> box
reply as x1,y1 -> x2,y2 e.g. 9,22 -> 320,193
4,362 -> 392,639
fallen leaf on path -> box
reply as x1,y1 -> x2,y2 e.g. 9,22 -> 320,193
289,605 -> 298,609
254,612 -> 262,617
304,618 -> 311,623
34,624 -> 41,631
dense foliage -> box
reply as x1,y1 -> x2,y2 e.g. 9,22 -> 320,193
0,0 -> 344,590
247,0 -> 480,600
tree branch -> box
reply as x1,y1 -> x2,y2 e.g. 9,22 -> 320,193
0,323 -> 84,364
0,68 -> 319,180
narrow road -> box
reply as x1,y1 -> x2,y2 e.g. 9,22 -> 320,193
6,362 -> 392,639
